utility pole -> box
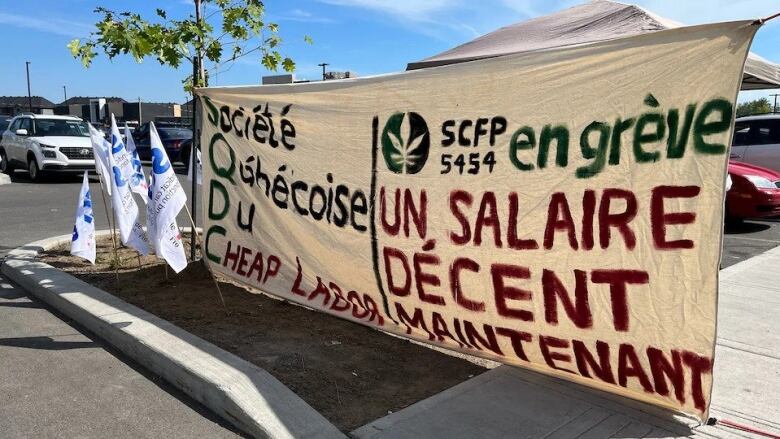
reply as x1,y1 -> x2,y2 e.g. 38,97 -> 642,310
138,97 -> 142,124
25,62 -> 32,112
63,85 -> 67,102
770,93 -> 780,114
318,62 -> 329,81
190,0 -> 203,260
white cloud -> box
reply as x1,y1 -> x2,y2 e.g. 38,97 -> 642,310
274,9 -> 337,24
290,8 -> 314,18
497,0 -> 543,18
0,12 -> 93,38
319,0 -> 458,22
319,0 -> 482,41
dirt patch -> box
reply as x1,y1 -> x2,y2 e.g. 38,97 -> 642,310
39,236 -> 493,432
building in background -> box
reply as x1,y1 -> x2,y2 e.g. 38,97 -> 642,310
54,96 -> 127,123
51,97 -> 182,125
180,99 -> 195,120
324,71 -> 356,80
122,102 -> 181,125
262,74 -> 296,85
0,96 -> 55,116
260,71 -> 355,85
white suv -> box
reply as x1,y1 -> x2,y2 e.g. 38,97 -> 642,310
731,114 -> 780,173
0,114 -> 94,181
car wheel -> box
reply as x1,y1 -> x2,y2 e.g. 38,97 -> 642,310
723,203 -> 743,228
0,148 -> 13,174
27,157 -> 43,182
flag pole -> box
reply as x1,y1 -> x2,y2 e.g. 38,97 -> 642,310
183,204 -> 227,313
189,0 -> 203,262
95,171 -> 120,289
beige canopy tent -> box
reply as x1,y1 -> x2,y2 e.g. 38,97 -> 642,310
407,0 -> 780,90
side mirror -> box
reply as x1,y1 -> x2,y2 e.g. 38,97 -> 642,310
15,129 -> 28,136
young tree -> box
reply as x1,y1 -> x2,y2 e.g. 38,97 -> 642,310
736,97 -> 772,117
67,0 -> 306,91
68,0 -> 307,259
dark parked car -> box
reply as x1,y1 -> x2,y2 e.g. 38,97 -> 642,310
0,116 -> 11,133
133,123 -> 193,164
179,138 -> 194,166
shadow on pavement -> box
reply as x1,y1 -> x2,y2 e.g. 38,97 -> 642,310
9,170 -> 84,184
0,289 -> 29,300
0,336 -> 97,350
724,221 -> 771,235
0,301 -> 42,309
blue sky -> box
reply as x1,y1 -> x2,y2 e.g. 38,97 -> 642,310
0,0 -> 778,105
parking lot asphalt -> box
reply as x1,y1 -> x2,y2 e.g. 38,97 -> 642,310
722,217 -> 780,268
0,165 -> 198,259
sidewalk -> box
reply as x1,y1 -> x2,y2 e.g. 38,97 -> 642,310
352,246 -> 780,439
0,273 -> 238,439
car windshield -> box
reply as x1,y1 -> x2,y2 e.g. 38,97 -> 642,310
0,119 -> 10,132
34,119 -> 89,137
157,127 -> 192,140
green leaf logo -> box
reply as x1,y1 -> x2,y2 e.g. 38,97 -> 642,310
381,112 -> 430,174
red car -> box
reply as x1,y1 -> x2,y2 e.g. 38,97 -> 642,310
726,160 -> 780,223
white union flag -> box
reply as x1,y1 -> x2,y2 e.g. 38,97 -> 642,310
125,123 -> 148,203
147,122 -> 188,272
88,123 -> 112,196
109,139 -> 149,255
110,114 -> 147,202
70,171 -> 96,264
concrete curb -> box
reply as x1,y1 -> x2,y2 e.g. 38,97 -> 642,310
1,230 -> 345,439
0,173 -> 10,186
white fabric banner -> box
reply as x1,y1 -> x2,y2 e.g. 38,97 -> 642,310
110,114 -> 147,201
109,141 -> 149,255
147,122 -> 188,272
125,123 -> 148,204
70,171 -> 96,264
197,21 -> 758,420
88,123 -> 111,196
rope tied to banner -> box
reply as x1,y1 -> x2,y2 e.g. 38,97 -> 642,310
753,10 -> 780,25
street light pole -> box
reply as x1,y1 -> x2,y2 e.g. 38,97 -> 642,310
189,0 -> 203,261
770,93 -> 780,114
63,85 -> 67,102
318,62 -> 329,81
25,61 -> 32,112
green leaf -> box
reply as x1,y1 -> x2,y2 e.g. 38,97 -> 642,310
304,35 -> 314,45
67,39 -> 81,56
68,1 -> 297,92
381,112 -> 430,174
205,40 -> 222,62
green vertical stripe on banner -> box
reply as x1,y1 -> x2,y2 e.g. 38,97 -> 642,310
370,115 -> 397,324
